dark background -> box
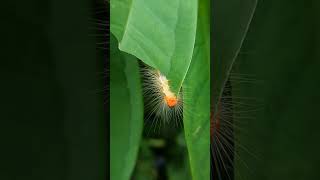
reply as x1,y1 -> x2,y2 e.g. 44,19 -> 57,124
0,0 -> 107,179
234,0 -> 320,179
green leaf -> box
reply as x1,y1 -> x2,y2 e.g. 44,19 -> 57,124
212,0 -> 257,107
183,0 -> 210,179
110,0 -> 198,94
110,34 -> 144,180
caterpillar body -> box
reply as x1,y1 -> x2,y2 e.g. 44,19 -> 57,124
141,66 -> 183,132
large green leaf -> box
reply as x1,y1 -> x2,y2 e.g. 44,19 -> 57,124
212,0 -> 257,107
110,35 -> 143,180
183,0 -> 210,179
110,0 -> 198,94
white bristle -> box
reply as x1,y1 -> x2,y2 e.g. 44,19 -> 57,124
141,67 -> 183,131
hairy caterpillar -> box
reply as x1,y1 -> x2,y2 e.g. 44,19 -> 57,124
133,65 -> 186,179
141,65 -> 184,133
211,68 -> 262,180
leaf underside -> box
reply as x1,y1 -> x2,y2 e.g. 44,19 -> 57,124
111,0 -> 198,94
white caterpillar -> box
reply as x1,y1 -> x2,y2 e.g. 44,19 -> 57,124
141,67 -> 183,131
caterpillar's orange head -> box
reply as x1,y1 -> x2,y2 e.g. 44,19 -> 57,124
165,95 -> 178,108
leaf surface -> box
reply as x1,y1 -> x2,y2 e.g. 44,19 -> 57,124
110,35 -> 143,180
111,0 -> 198,94
183,0 -> 210,179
